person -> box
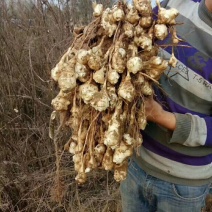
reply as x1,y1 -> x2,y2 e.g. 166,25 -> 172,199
120,0 -> 212,211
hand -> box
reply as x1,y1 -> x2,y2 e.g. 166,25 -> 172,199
144,96 -> 176,131
144,96 -> 163,122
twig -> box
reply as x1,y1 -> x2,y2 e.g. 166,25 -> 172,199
139,72 -> 160,84
159,44 -> 192,48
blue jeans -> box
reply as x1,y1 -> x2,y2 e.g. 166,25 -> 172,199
120,159 -> 211,212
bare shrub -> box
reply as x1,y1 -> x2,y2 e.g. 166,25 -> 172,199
0,0 -> 120,211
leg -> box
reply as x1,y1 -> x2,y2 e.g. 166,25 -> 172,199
152,178 -> 211,212
203,184 -> 212,212
120,160 -> 156,212
121,159 -> 211,212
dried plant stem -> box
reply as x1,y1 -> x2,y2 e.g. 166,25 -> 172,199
139,72 -> 160,84
82,111 -> 101,155
79,17 -> 101,50
52,122 -> 65,203
159,44 -> 191,48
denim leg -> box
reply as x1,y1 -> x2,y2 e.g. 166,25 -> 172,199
120,159 -> 211,212
154,181 -> 211,212
120,170 -> 147,212
120,160 -> 157,212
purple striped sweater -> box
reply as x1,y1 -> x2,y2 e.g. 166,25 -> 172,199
134,0 -> 212,186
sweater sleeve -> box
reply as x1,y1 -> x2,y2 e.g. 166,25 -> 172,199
169,113 -> 212,147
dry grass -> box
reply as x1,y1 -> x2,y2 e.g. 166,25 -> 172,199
0,0 -> 121,211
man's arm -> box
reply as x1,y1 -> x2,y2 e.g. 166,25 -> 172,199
144,97 -> 212,147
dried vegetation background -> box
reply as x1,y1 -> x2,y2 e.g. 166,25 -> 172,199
0,0 -> 121,211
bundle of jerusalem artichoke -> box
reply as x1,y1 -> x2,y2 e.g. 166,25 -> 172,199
49,0 -> 181,184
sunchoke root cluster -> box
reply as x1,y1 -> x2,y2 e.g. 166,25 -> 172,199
50,0 -> 180,184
